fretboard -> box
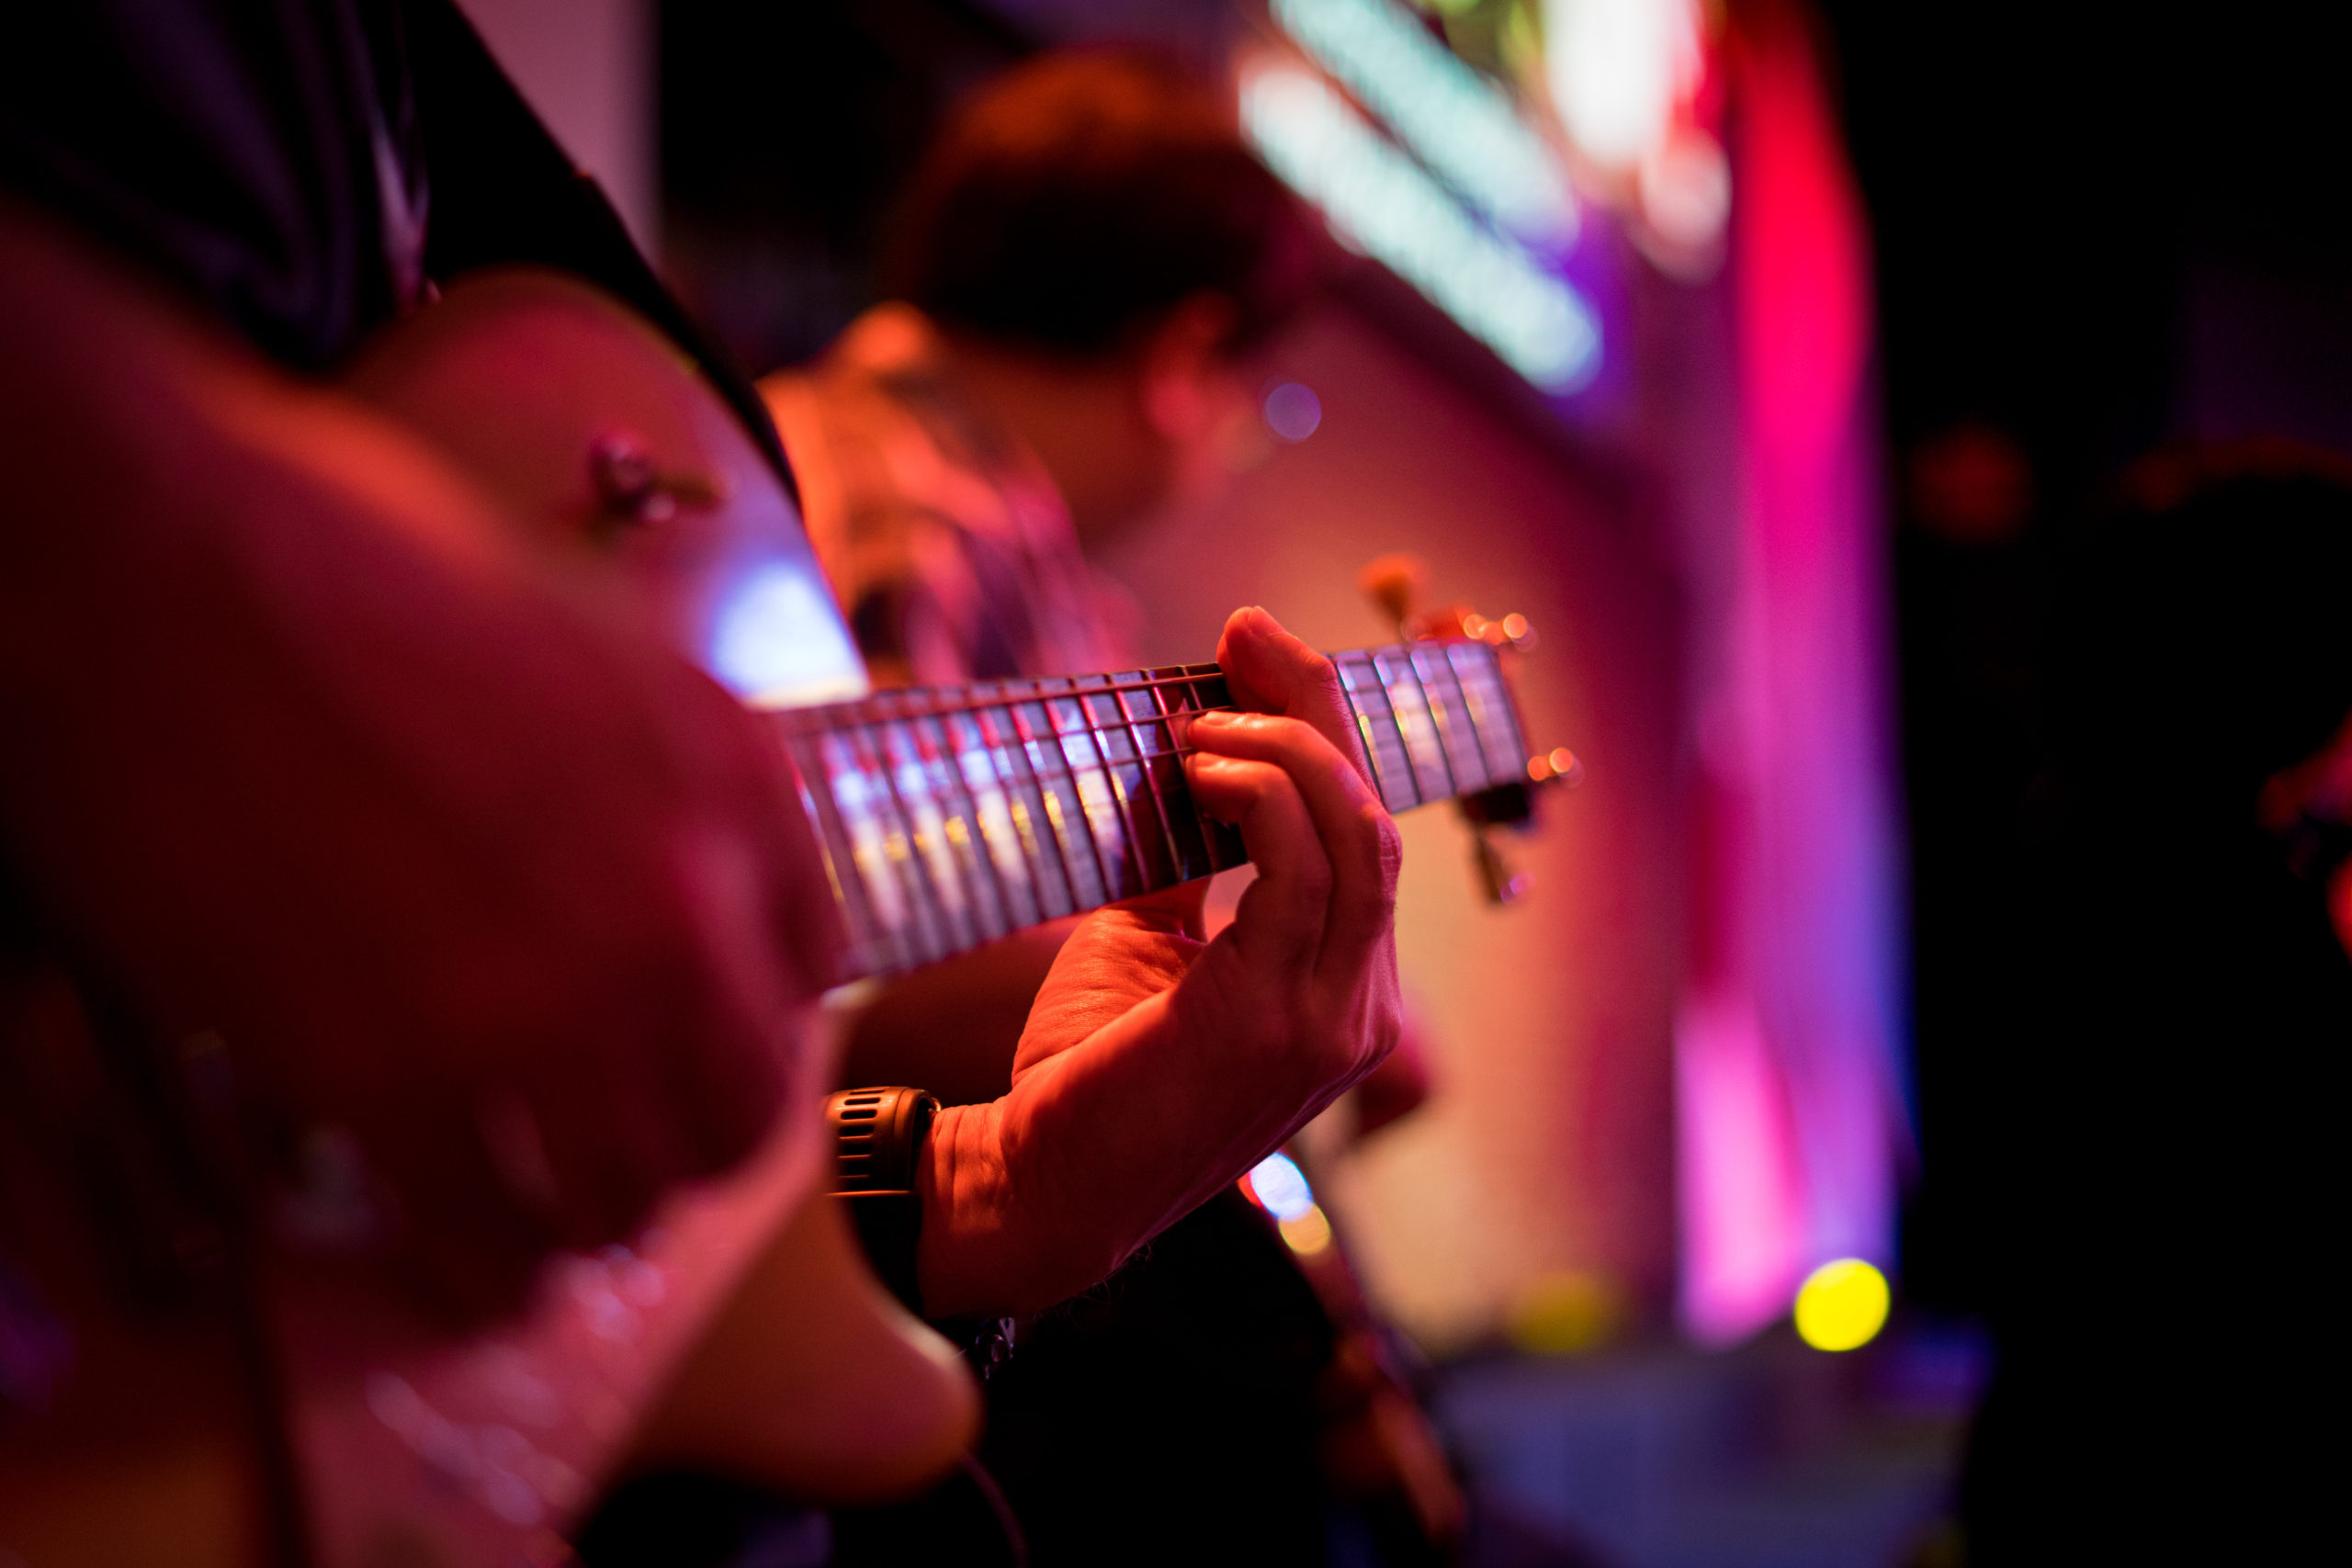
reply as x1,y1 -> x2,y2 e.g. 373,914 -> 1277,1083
766,638 -> 1530,981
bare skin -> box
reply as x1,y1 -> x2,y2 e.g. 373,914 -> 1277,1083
0,200 -> 837,1315
932,292 -> 1249,542
917,608 -> 1406,1316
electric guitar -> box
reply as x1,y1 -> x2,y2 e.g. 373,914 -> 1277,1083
1,266 -> 1562,1568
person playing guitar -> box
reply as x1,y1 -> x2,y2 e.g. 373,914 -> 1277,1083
0,6 -> 1407,1564
761,51 -> 1463,1566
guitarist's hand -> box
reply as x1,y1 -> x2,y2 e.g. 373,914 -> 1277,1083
0,202 -> 837,1317
918,607 -> 1403,1315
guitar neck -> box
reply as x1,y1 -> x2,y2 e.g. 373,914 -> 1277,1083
766,638 -> 1531,981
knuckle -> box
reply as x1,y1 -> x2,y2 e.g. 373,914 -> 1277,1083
1374,814 -> 1405,887
1307,652 -> 1343,703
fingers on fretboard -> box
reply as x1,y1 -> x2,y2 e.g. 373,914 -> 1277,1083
775,665 -> 1241,979
780,641 -> 1526,981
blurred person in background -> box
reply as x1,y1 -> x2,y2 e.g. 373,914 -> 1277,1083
760,51 -> 1463,1568
1962,446 -> 2352,1563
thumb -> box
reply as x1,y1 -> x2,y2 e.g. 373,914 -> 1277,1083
1013,896 -> 1204,1071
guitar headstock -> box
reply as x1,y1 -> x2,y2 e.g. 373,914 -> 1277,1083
1358,554 -> 1579,904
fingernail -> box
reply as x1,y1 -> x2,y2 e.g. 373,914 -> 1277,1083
1191,709 -> 1238,728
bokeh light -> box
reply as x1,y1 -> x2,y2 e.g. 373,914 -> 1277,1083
1507,1269 -> 1623,1354
1279,1205 -> 1334,1256
1262,381 -> 1324,442
1271,0 -> 1579,250
1241,62 -> 1602,393
1244,1152 -> 1317,1221
1792,1258 -> 1890,1351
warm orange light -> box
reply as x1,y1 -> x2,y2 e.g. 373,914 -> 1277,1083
1279,1205 -> 1333,1256
1530,748 -> 1583,785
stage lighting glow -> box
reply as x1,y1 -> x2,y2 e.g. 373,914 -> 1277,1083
1280,1205 -> 1335,1256
1241,63 -> 1602,392
1542,0 -> 1705,172
1246,1152 -> 1317,1221
1792,1258 -> 1890,1351
1262,381 -> 1324,442
709,559 -> 867,705
1507,1269 -> 1623,1354
1270,0 -> 1577,251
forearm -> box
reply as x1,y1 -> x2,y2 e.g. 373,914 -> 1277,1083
911,981 -> 1336,1319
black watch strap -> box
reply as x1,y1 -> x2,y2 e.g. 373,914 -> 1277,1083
825,1087 -> 937,1316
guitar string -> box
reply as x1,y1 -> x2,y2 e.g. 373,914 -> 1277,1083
797,645 -> 1513,974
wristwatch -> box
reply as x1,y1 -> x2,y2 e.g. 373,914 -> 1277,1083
824,1086 -> 937,1315
824,1087 -> 1018,1377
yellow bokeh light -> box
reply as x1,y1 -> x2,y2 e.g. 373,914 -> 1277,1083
1279,1205 -> 1334,1256
1792,1258 -> 1890,1351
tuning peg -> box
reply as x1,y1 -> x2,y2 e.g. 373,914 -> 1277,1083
1358,553 -> 1429,639
1472,829 -> 1531,904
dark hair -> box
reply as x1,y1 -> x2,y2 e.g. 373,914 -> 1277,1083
882,49 -> 1324,357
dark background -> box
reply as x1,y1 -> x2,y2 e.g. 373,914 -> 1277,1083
657,0 -> 2352,1318
1816,0 -> 2352,1308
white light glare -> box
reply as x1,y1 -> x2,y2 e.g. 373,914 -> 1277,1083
1543,0 -> 1704,172
1243,64 -> 1602,394
1248,1152 -> 1317,1221
1272,0 -> 1577,251
709,559 -> 868,705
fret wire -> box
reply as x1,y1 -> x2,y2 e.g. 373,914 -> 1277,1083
833,717 -> 934,971
1119,675 -> 1205,885
1368,651 -> 1435,808
944,705 -> 1043,931
842,717 -> 950,968
1168,671 -> 1247,873
815,728 -> 916,976
976,698 -> 1077,920
1354,649 -> 1401,804
1006,690 -> 1110,911
875,704 -> 983,954
1042,681 -> 1142,901
1332,652 -> 1382,793
902,704 -> 1011,947
1409,641 -> 1482,795
1447,641 -> 1525,782
1402,649 -> 1466,800
1077,677 -> 1175,896
920,707 -> 1022,939
780,730 -> 884,981
1115,678 -> 1190,890
1335,652 -> 1414,812
797,663 -> 1229,732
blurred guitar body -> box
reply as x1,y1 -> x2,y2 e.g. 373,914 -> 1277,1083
4,269 -> 1534,1566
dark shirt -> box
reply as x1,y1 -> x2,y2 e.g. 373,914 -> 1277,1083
0,0 -> 790,485
1,0 -> 425,370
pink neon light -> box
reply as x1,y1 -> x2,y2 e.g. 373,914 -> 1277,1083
1678,0 -> 1907,1345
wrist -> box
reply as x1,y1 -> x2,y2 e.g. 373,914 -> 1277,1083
915,1099 -> 1128,1319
